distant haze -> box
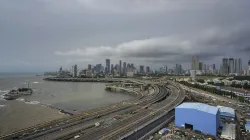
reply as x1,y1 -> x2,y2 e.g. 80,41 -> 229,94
0,0 -> 250,72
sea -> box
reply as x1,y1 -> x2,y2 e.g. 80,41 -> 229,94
0,74 -> 134,111
0,74 -> 135,135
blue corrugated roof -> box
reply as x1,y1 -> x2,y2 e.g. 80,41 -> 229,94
217,106 -> 235,118
176,102 -> 219,115
245,124 -> 250,131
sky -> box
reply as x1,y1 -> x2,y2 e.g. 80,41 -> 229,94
0,0 -> 250,72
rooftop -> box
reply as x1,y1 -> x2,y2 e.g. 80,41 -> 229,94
176,102 -> 219,115
221,123 -> 236,140
217,106 -> 235,118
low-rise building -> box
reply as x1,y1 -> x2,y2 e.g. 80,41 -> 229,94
175,102 -> 220,136
222,80 -> 232,86
86,70 -> 92,77
126,72 -> 134,77
217,106 -> 235,122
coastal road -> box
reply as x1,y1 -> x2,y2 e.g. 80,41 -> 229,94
0,83 -> 154,140
105,84 -> 184,140
72,83 -> 184,140
0,82 -> 160,140
34,85 -> 163,140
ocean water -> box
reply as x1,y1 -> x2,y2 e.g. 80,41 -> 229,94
0,75 -> 134,111
0,74 -> 136,135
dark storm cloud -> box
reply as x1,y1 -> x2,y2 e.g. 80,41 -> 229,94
197,27 -> 250,51
56,26 -> 248,63
0,0 -> 250,72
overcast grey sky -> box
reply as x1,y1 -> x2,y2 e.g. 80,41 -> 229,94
0,0 -> 250,72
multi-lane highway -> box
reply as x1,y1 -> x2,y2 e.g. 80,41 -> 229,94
34,85 -> 164,140
56,82 -> 184,140
0,79 -> 185,140
101,84 -> 185,140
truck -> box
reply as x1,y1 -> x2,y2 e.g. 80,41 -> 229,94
158,128 -> 169,135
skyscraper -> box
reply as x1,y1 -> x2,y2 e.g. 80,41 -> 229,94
235,58 -> 242,75
229,58 -> 234,74
192,56 -> 199,70
212,64 -> 216,74
203,64 -> 207,73
239,58 -> 242,74
199,62 -> 203,70
175,64 -> 182,75
119,60 -> 122,75
131,63 -> 134,69
88,64 -> 92,71
140,65 -> 144,74
123,62 -> 127,75
95,64 -> 102,73
222,58 -> 229,75
248,60 -> 250,76
165,66 -> 168,73
212,64 -> 216,70
105,59 -> 110,74
146,66 -> 150,74
73,64 -> 77,77
114,64 -> 119,72
111,64 -> 114,74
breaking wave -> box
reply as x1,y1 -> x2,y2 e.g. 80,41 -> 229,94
25,101 -> 40,105
0,90 -> 9,93
0,104 -> 6,108
16,98 -> 25,102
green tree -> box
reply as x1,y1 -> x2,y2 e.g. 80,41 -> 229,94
239,96 -> 245,102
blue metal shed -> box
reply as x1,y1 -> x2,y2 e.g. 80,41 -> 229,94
175,102 -> 220,136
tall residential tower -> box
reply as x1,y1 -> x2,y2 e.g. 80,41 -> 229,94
222,58 -> 229,75
234,58 -> 242,75
105,59 -> 110,74
229,58 -> 234,74
119,60 -> 122,75
192,56 -> 200,70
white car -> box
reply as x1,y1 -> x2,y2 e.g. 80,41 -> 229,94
95,122 -> 100,127
74,135 -> 80,139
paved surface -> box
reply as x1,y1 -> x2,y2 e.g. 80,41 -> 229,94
77,83 -> 184,140
0,80 -> 156,140
1,80 -> 185,140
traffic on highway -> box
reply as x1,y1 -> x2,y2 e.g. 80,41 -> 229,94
0,79 -> 185,140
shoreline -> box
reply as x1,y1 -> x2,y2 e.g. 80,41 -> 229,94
0,78 -> 144,136
0,92 -> 74,116
1,78 -> 142,117
38,102 -> 74,116
43,77 -> 124,83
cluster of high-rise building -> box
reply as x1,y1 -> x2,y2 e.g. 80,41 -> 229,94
191,56 -> 216,75
175,64 -> 182,75
104,59 -> 138,76
220,58 -> 242,75
58,59 -> 150,78
55,56 -> 250,78
191,56 -> 249,76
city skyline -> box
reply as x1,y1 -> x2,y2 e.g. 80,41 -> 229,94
0,0 -> 250,72
58,56 -> 248,71
53,55 -> 250,77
